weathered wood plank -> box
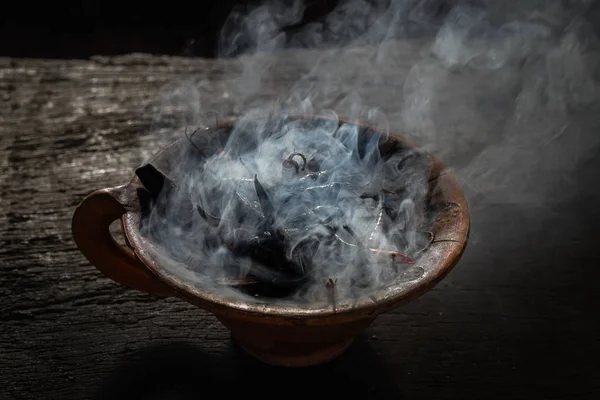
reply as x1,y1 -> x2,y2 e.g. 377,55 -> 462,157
0,51 -> 598,400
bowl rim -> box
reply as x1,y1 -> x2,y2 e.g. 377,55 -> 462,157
122,114 -> 470,320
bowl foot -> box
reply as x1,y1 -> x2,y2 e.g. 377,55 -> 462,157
233,336 -> 355,367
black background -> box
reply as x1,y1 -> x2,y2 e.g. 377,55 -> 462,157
0,0 -> 340,58
2,1 -> 600,59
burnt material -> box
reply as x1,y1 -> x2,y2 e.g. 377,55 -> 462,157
136,164 -> 176,218
135,164 -> 173,198
133,116 -> 430,299
134,164 -> 316,297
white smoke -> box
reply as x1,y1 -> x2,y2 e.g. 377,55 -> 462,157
141,0 -> 600,303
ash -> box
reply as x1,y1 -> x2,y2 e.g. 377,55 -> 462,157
139,112 -> 434,302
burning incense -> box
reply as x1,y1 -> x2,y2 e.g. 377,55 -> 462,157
137,114 -> 436,300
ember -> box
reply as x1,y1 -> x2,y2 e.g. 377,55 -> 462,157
137,113 -> 438,301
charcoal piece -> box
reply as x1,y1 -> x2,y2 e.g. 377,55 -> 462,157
248,261 -> 311,288
233,234 -> 293,275
136,163 -> 199,234
196,203 -> 222,226
236,277 -> 308,298
289,237 -> 320,276
253,175 -> 287,244
137,187 -> 154,218
233,191 -> 263,220
241,265 -> 311,298
306,157 -> 321,172
185,127 -> 217,159
253,175 -> 275,222
360,192 -> 380,201
135,163 -> 175,199
196,204 -> 207,220
342,225 -> 373,288
184,123 -> 232,159
228,231 -> 312,296
378,138 -> 400,161
382,202 -> 397,221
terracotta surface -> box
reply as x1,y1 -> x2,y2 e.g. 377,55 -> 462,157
71,115 -> 470,366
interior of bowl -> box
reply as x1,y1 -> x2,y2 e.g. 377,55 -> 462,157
122,115 -> 470,319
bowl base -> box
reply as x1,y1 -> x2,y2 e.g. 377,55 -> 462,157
233,335 -> 355,367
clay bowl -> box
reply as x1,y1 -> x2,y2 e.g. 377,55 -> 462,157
72,114 -> 470,367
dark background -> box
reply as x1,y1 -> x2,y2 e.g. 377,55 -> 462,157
4,0 -> 600,59
3,1 -> 600,60
0,0 -> 341,59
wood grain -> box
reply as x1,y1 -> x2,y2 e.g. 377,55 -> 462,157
1,52 -> 598,400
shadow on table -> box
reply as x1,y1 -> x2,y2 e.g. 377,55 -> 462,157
95,337 -> 402,400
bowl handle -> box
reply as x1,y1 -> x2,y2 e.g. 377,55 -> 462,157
72,185 -> 176,297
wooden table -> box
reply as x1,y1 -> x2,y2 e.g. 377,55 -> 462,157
1,50 -> 598,399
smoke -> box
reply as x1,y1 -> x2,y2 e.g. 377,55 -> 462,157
141,111 -> 435,302
141,0 -> 600,304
